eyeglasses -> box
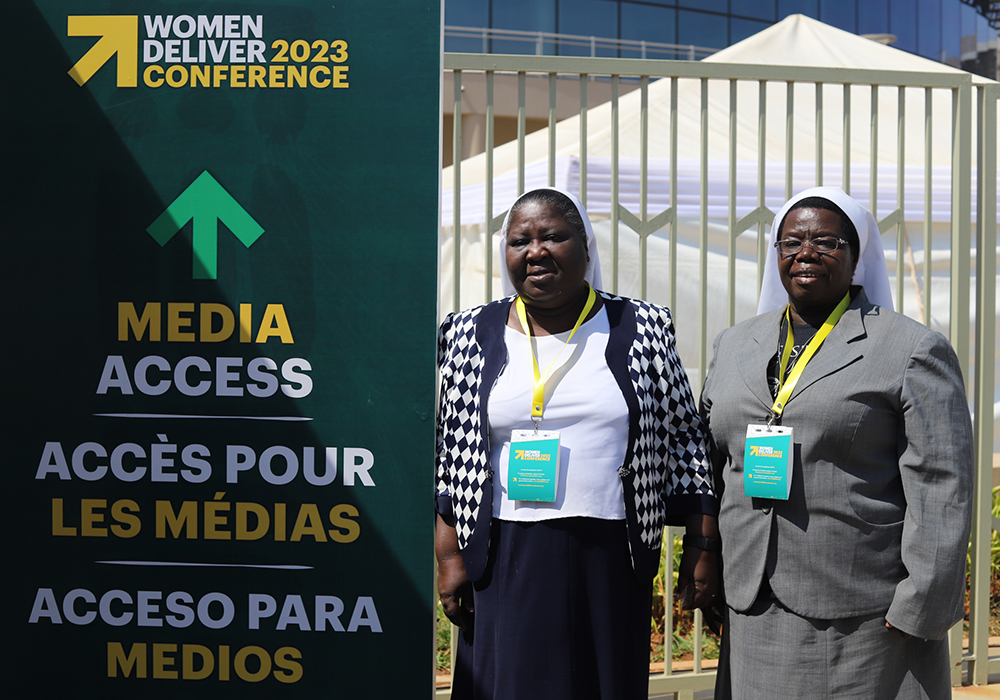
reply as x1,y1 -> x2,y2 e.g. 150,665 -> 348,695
774,236 -> 848,256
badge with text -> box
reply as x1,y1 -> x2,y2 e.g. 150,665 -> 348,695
743,425 -> 793,500
508,429 -> 560,502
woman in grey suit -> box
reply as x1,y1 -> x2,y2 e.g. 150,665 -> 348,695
701,187 -> 973,699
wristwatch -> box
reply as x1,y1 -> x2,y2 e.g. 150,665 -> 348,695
682,534 -> 721,551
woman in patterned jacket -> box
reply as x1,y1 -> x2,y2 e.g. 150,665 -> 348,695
435,187 -> 718,700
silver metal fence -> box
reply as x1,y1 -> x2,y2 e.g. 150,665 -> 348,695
444,25 -> 718,61
438,52 -> 999,696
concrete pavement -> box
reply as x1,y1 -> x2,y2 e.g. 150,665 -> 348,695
648,683 -> 1000,699
955,681 -> 1000,698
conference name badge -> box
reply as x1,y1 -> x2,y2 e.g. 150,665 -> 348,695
507,429 -> 560,502
743,424 -> 793,500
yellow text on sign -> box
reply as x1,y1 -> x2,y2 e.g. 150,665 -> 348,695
143,64 -> 348,88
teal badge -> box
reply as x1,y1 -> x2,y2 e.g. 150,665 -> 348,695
743,425 -> 793,500
507,429 -> 560,502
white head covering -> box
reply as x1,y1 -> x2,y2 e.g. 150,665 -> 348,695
756,186 -> 894,314
498,187 -> 603,297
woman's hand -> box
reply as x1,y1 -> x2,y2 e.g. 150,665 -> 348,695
885,621 -> 914,639
676,546 -> 719,610
676,514 -> 720,610
438,555 -> 474,631
435,512 -> 474,631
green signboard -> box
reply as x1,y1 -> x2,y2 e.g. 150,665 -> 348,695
3,1 -> 440,695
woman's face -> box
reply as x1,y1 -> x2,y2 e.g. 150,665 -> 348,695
777,207 -> 857,312
505,199 -> 590,308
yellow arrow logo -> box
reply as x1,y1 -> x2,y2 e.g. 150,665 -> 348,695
67,16 -> 138,87
514,450 -> 524,460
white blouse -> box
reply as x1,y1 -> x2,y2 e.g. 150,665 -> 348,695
488,306 -> 630,522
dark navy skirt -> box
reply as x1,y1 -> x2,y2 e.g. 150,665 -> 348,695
451,517 -> 653,700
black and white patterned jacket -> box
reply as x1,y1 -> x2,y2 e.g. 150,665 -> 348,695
435,291 -> 716,582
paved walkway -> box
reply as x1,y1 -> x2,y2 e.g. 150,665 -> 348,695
955,681 -> 1000,698
440,679 -> 1000,698
648,684 -> 1000,699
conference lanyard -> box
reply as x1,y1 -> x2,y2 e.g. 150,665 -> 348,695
770,291 -> 851,423
514,285 -> 597,430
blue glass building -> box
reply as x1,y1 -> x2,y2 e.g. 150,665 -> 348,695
445,0 -> 998,78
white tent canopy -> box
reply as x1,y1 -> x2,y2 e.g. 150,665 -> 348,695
443,14 -> 992,227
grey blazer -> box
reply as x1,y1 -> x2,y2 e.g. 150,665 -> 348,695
700,288 -> 973,640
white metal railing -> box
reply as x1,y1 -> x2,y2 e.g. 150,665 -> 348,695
438,52 -> 999,696
444,25 -> 718,61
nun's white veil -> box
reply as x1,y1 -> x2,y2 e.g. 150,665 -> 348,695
756,186 -> 894,315
498,187 -> 603,297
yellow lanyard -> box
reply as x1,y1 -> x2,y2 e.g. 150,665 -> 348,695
515,285 -> 597,427
771,291 -> 851,421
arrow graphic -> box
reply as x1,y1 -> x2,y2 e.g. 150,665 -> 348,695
146,171 -> 265,280
67,15 -> 138,87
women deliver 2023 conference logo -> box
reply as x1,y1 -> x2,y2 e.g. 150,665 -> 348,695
68,14 -> 349,89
